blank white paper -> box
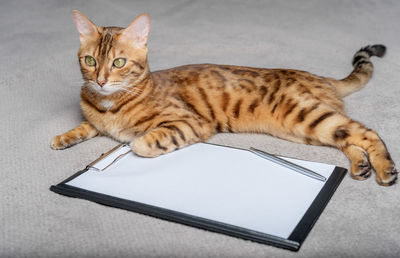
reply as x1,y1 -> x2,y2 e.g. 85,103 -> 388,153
66,143 -> 335,239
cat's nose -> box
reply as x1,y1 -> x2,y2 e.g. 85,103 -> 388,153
97,79 -> 107,87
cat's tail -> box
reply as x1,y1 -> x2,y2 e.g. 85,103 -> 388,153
334,44 -> 386,97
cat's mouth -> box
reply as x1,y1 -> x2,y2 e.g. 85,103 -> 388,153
98,87 -> 115,95
87,81 -> 121,95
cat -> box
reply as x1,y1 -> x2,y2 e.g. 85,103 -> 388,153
51,10 -> 397,186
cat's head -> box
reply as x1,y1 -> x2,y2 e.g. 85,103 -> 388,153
72,10 -> 150,95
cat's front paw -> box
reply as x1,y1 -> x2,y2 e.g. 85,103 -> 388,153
130,137 -> 165,158
50,134 -> 80,150
50,135 -> 68,150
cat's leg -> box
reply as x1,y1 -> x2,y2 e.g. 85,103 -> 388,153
131,119 -> 211,157
51,121 -> 99,150
341,145 -> 372,180
298,107 -> 397,185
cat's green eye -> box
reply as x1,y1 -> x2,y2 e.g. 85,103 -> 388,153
113,58 -> 126,68
85,56 -> 96,66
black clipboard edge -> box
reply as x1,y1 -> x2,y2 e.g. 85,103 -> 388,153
50,182 -> 300,251
288,166 -> 347,248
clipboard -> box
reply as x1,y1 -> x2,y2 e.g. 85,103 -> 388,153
50,143 -> 346,251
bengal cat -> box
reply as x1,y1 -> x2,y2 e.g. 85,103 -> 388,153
51,10 -> 397,186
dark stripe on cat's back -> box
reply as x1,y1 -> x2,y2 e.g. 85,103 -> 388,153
248,98 -> 259,113
221,91 -> 230,112
233,99 -> 243,118
232,69 -> 259,78
268,84 -> 280,104
271,103 -> 278,114
270,79 -> 281,95
259,86 -> 268,99
309,111 -> 335,129
296,103 -> 319,123
198,87 -> 216,120
283,100 -> 298,119
274,94 -> 286,113
211,70 -> 226,82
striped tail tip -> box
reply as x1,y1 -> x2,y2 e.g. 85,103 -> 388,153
352,44 -> 387,66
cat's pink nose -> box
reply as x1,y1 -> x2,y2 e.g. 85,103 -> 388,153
97,79 -> 107,87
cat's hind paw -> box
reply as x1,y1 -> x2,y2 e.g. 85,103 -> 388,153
350,158 -> 372,180
376,166 -> 398,186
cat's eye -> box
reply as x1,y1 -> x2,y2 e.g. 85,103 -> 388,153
85,56 -> 96,66
113,58 -> 126,68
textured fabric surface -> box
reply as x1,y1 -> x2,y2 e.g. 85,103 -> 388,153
1,0 -> 400,257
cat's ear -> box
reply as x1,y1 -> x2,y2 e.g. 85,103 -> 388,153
71,10 -> 98,41
120,13 -> 150,48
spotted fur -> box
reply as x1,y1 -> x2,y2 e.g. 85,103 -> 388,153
51,11 -> 397,186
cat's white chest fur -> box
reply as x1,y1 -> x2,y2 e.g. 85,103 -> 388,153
100,99 -> 114,110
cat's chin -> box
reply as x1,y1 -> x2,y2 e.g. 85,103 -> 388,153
97,88 -> 117,96
87,83 -> 119,96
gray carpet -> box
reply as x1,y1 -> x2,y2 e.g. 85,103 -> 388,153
2,0 -> 400,257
